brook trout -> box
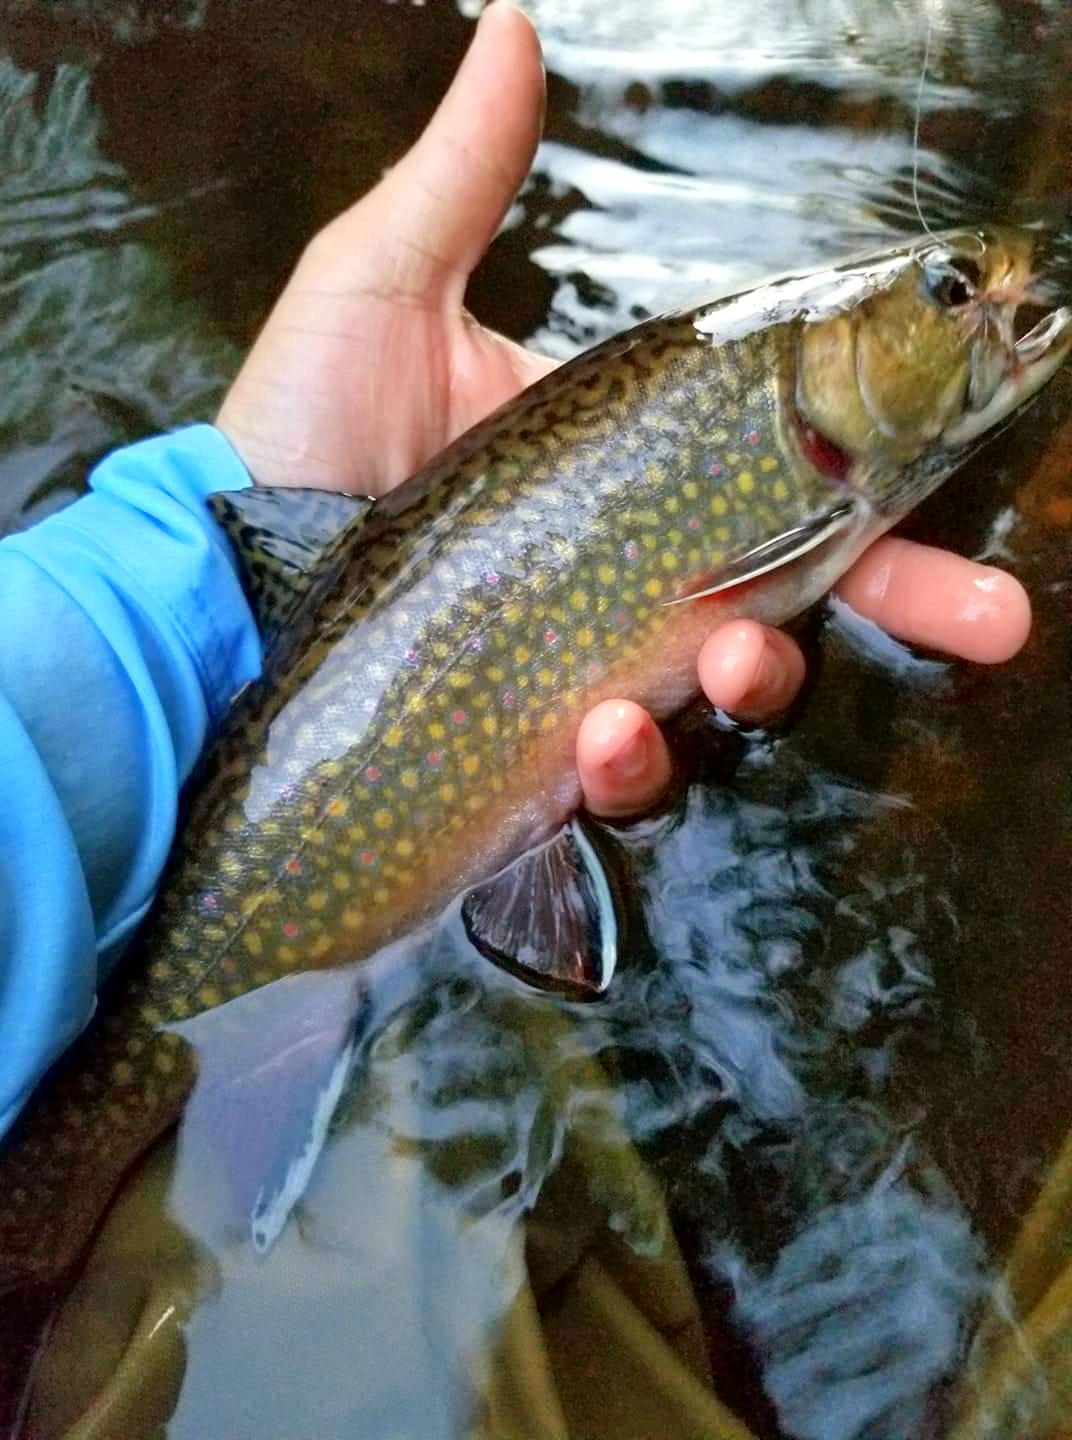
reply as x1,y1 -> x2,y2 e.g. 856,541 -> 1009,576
0,228 -> 1068,1339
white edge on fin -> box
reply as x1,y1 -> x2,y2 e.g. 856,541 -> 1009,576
249,1033 -> 357,1254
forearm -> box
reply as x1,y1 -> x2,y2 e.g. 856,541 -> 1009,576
0,425 -> 261,1137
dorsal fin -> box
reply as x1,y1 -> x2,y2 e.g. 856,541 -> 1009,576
208,486 -> 374,658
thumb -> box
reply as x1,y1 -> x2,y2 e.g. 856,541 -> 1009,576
350,3 -> 545,303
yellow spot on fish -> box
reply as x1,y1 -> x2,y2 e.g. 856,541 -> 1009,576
243,930 -> 263,957
683,481 -> 699,500
710,495 -> 728,516
737,470 -> 755,494
428,722 -> 446,740
447,672 -> 471,689
198,988 -> 221,1010
374,886 -> 389,904
482,715 -> 498,737
310,935 -> 332,959
598,564 -> 616,585
111,1061 -> 134,1085
333,872 -> 350,892
644,578 -> 664,598
665,497 -> 680,514
773,478 -> 789,501
374,809 -> 393,830
515,645 -> 530,664
384,726 -> 404,748
541,713 -> 557,731
486,664 -> 505,683
438,784 -> 456,803
577,627 -> 594,647
661,552 -> 680,572
570,589 -> 588,611
396,838 -> 415,858
342,908 -> 363,930
327,797 -> 348,818
400,768 -> 418,789
537,668 -> 554,687
716,526 -> 731,542
760,456 -> 779,473
309,891 -> 328,910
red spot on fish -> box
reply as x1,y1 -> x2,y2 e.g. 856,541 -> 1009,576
201,893 -> 218,910
416,812 -> 429,827
426,750 -> 442,766
280,783 -> 296,801
221,956 -> 236,973
615,610 -> 628,626
624,540 -> 639,561
502,690 -> 516,707
795,412 -> 850,483
687,516 -> 701,531
365,766 -> 381,783
746,430 -> 760,445
361,851 -> 376,867
282,921 -> 299,939
544,628 -> 558,645
285,856 -> 301,875
452,708 -> 466,726
484,570 -> 500,587
708,462 -> 722,477
404,648 -> 418,663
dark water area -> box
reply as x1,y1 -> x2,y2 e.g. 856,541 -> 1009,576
1,1 -> 1071,1437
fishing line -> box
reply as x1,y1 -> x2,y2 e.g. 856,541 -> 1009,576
911,12 -> 940,245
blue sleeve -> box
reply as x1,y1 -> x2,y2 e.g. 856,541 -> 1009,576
0,424 -> 263,1141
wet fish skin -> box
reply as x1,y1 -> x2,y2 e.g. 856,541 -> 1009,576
0,228 -> 1067,1305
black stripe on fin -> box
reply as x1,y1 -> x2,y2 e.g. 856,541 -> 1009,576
208,486 -> 374,657
462,819 -> 618,999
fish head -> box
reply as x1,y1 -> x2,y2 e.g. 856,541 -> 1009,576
794,226 -> 1072,518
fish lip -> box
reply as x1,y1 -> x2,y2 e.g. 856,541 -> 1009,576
943,304 -> 1072,448
1014,304 -> 1072,364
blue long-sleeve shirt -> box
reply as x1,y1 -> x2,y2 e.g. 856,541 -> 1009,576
0,425 -> 262,1141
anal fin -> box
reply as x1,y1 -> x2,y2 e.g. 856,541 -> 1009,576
462,819 -> 618,1000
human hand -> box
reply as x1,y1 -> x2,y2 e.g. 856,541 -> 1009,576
216,1 -> 1031,821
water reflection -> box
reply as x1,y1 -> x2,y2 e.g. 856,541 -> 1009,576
30,745 -> 989,1438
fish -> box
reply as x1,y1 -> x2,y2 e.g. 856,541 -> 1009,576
0,225 -> 1068,1361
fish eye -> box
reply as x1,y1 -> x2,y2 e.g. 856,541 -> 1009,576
922,254 -> 982,309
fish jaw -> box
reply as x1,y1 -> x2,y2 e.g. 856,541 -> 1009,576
943,306 -> 1072,447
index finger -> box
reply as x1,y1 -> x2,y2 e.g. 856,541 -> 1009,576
835,538 -> 1031,664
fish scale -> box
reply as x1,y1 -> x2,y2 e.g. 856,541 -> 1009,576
3,228 -> 1068,1338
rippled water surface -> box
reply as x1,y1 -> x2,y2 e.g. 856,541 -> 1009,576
1,1 -> 1071,1437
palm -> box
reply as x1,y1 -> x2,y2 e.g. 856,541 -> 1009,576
247,266 -> 553,496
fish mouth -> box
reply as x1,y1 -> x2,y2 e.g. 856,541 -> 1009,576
945,304 -> 1072,447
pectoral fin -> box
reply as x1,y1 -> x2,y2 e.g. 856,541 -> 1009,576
462,820 -> 619,999
208,486 -> 374,659
666,500 -> 857,605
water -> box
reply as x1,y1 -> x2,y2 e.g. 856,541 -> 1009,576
2,2 -> 1071,1437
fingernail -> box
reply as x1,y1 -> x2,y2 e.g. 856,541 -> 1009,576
606,728 -> 649,782
748,647 -> 784,703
